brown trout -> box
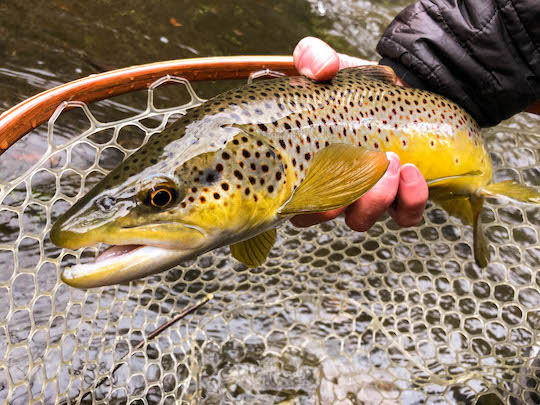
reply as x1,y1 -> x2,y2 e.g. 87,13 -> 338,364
50,66 -> 540,288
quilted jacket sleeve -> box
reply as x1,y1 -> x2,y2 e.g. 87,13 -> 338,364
376,0 -> 540,127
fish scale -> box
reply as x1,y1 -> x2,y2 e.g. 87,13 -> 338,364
50,66 -> 540,288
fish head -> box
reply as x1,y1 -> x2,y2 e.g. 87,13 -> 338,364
50,122 -> 291,288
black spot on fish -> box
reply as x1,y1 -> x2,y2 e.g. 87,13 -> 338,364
204,169 -> 219,184
258,123 -> 268,132
234,170 -> 243,180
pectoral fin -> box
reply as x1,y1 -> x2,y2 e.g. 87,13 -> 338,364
230,229 -> 277,268
278,144 -> 389,215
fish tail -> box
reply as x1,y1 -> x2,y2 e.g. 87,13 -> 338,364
478,180 -> 540,204
470,180 -> 540,268
430,179 -> 540,268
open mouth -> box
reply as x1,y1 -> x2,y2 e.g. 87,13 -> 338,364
95,244 -> 145,263
61,244 -> 194,289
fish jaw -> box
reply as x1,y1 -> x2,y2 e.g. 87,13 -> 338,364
61,245 -> 200,288
51,216 -> 209,288
50,208 -> 208,250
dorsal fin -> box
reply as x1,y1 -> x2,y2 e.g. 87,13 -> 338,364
340,65 -> 398,84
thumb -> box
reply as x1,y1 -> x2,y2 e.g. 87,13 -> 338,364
293,37 -> 340,81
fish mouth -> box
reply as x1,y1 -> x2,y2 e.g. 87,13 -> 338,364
61,243 -> 197,289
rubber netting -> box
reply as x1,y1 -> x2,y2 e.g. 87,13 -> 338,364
0,75 -> 539,405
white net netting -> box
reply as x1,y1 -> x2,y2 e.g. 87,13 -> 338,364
0,75 -> 539,405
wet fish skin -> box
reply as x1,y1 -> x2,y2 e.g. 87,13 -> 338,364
50,66 -> 540,287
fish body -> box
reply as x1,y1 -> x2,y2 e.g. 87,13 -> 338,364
50,66 -> 540,288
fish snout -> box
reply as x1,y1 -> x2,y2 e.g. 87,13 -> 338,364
49,217 -> 100,250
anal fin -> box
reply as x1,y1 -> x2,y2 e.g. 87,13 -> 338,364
432,196 -> 489,268
230,229 -> 277,268
471,196 -> 489,268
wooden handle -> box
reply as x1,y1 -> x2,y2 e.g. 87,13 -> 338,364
0,56 -> 297,155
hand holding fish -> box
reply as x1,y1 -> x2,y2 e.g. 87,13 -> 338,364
291,37 -> 429,230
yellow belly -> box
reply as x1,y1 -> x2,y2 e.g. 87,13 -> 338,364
382,126 -> 493,194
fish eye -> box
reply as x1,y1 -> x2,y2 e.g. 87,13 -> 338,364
145,184 -> 178,209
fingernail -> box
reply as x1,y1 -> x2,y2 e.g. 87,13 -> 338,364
386,153 -> 400,175
401,164 -> 419,184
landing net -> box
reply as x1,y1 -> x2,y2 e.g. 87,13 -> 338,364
0,66 -> 539,405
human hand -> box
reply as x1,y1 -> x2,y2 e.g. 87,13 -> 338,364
290,37 -> 429,230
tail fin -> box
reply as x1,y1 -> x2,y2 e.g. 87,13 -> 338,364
429,179 -> 540,268
479,180 -> 540,203
432,196 -> 489,268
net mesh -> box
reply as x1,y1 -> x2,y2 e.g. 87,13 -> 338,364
0,75 -> 539,405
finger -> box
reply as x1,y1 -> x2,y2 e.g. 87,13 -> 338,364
293,37 -> 340,81
389,164 -> 429,227
290,207 -> 345,228
344,152 -> 401,232
337,53 -> 377,69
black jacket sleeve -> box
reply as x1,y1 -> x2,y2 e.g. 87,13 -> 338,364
376,0 -> 540,127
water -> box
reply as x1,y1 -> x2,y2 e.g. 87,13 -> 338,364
0,1 -> 539,404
